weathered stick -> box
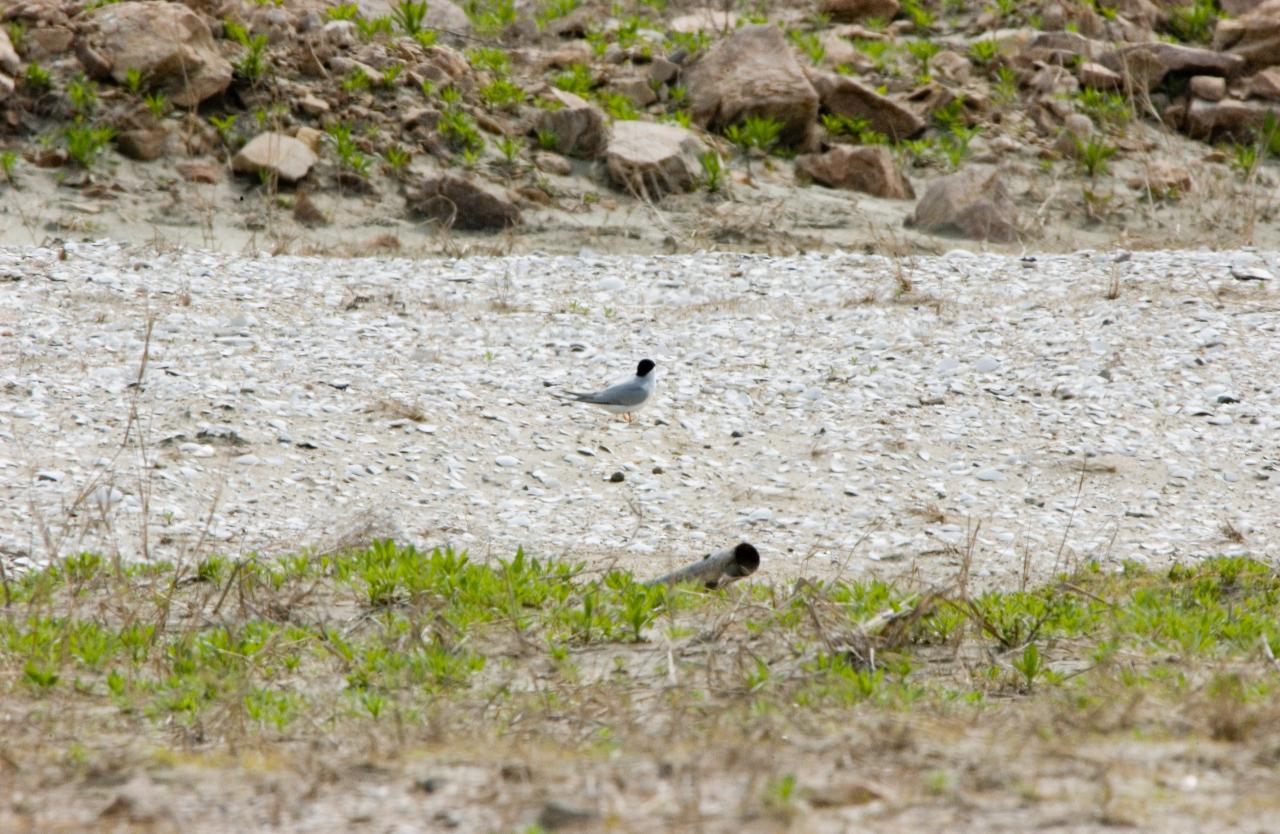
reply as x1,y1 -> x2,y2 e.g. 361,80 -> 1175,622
647,542 -> 760,589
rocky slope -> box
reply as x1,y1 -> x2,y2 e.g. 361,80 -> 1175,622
0,0 -> 1279,253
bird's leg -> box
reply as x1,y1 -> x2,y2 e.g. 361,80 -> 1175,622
623,412 -> 633,424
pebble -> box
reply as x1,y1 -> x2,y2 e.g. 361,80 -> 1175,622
2,243 -> 1278,584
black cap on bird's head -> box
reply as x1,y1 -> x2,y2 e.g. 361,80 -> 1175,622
636,359 -> 656,378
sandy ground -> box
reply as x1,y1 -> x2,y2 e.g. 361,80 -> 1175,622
4,240 -> 1280,589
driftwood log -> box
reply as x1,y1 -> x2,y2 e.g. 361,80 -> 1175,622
647,542 -> 760,589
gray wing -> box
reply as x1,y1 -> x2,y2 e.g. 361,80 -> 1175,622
566,380 -> 648,407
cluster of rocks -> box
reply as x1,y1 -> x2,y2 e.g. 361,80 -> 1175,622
0,0 -> 1278,242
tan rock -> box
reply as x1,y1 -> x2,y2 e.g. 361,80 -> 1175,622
807,69 -> 925,141
1078,61 -> 1122,90
1184,96 -> 1276,139
1129,160 -> 1192,196
1101,42 -> 1245,91
293,126 -> 324,154
685,24 -> 819,146
931,51 -> 972,84
605,120 -> 708,198
542,42 -> 594,70
1190,74 -> 1226,101
534,151 -> 573,176
81,2 -> 232,107
532,89 -> 608,159
0,27 -> 18,75
176,160 -> 221,183
22,25 -> 72,61
0,72 -> 15,102
298,95 -> 330,116
818,0 -> 900,23
1246,66 -> 1280,98
115,128 -> 175,161
405,174 -> 521,231
670,9 -> 737,33
1054,113 -> 1094,157
1214,1 -> 1280,72
796,145 -> 914,199
609,75 -> 658,108
907,165 -> 1021,243
232,132 -> 318,182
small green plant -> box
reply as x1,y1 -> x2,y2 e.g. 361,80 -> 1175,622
1,150 -> 18,185
900,0 -> 934,29
1075,88 -> 1132,129
391,0 -> 429,35
787,29 -> 825,66
380,63 -> 403,87
63,124 -> 116,169
326,122 -> 372,176
439,85 -> 463,108
969,38 -> 999,65
480,78 -> 524,110
497,135 -> 523,166
1012,642 -> 1044,689
466,0 -> 517,36
143,91 -> 169,120
225,19 -> 270,82
762,773 -> 799,817
419,79 -> 436,99
413,29 -> 438,47
1228,140 -> 1258,179
596,91 -> 638,121
554,64 -> 594,96
326,1 -> 359,20
1075,134 -> 1117,178
460,146 -> 481,168
123,67 -> 146,95
535,128 -> 558,150
209,113 -> 239,147
993,66 -> 1019,106
536,0 -> 579,27
938,125 -> 979,169
438,109 -> 485,153
341,67 -> 372,93
820,113 -> 887,144
467,46 -> 511,75
355,15 -> 394,39
724,114 -> 785,157
66,74 -> 98,117
383,144 -> 412,175
666,29 -> 709,57
5,21 -> 25,53
24,62 -> 53,92
663,109 -> 692,128
699,150 -> 724,192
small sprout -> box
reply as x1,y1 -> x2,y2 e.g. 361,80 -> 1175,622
535,127 -> 558,150
123,67 -> 146,95
380,63 -> 403,88
391,0 -> 428,35
699,150 -> 724,192
0,149 -> 17,185
143,91 -> 169,120
327,1 -> 359,20
24,61 -> 53,92
497,135 -> 523,166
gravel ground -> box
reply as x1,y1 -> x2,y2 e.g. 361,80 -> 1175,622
3,241 -> 1279,585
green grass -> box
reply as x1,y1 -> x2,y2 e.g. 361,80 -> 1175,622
3,547 -> 1280,824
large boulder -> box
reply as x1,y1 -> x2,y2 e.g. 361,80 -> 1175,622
796,145 -> 914,199
806,70 -> 925,141
232,132 -> 318,182
406,174 -> 521,231
685,24 -> 819,146
1214,1 -> 1280,72
1182,97 -> 1279,140
1100,42 -> 1245,91
906,166 -> 1021,243
532,89 -> 608,158
79,2 -> 232,107
605,120 -> 708,199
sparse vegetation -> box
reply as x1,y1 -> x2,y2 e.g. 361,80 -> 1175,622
1076,134 -> 1118,178
3,546 -> 1279,827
